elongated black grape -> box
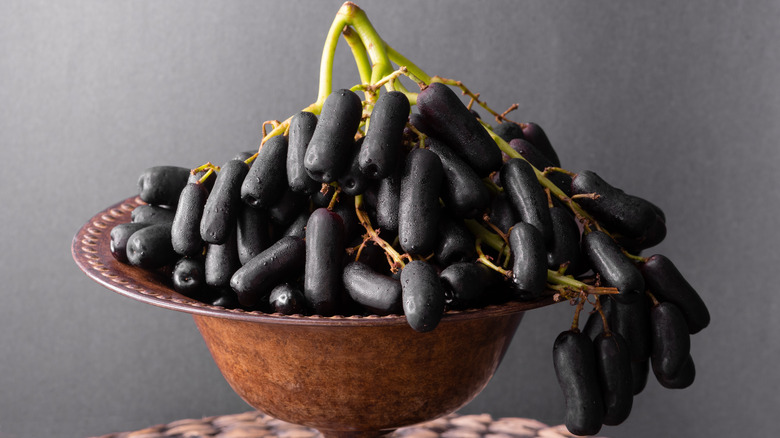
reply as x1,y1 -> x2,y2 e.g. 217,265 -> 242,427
493,121 -> 525,143
439,262 -> 497,310
171,257 -> 207,299
268,283 -> 306,315
359,91 -> 410,179
500,158 -> 553,244
640,254 -> 710,334
489,192 -> 519,234
200,159 -> 249,244
131,205 -> 175,224
617,208 -> 667,252
416,83 -> 502,177
287,111 -> 321,194
398,148 -> 444,255
171,182 -> 209,256
400,260 -> 445,333
230,236 -> 306,307
241,134 -> 288,209
304,89 -> 363,182
547,205 -> 584,275
553,330 -> 604,436
236,204 -> 270,265
610,293 -> 652,362
338,137 -> 369,196
435,216 -> 476,267
508,222 -> 547,299
650,302 -> 691,380
343,261 -> 402,315
521,122 -> 560,168
304,208 -> 346,316
594,332 -> 633,426
126,223 -> 177,269
655,354 -> 695,389
137,165 -> 191,206
376,162 -> 402,233
426,137 -> 490,218
205,224 -> 240,288
632,359 -> 650,395
110,222 -> 154,263
582,230 -> 644,299
571,171 -> 657,239
508,138 -> 572,196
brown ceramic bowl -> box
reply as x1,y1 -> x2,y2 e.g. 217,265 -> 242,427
73,197 -> 556,438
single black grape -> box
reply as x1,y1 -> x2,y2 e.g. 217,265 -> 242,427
230,236 -> 306,308
110,222 -> 154,263
200,159 -> 249,244
508,221 -> 547,300
650,301 -> 691,381
171,257 -> 207,299
343,261 -> 402,315
581,230 -> 644,300
400,260 -> 446,333
641,254 -> 710,334
205,224 -> 241,288
287,111 -> 322,194
304,208 -> 346,316
359,90 -> 410,179
171,182 -> 208,256
594,332 -> 634,426
426,137 -> 490,218
500,158 -> 553,245
304,89 -> 363,182
126,222 -> 177,269
268,283 -> 307,315
241,134 -> 289,209
521,122 -> 561,168
553,330 -> 604,436
130,205 -> 175,224
398,148 -> 444,255
137,165 -> 191,207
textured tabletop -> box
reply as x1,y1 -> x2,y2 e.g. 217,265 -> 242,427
95,411 -> 608,438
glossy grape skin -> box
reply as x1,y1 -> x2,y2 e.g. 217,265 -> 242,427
241,134 -> 288,209
655,354 -> 695,389
171,182 -> 208,257
171,257 -> 207,299
400,260 -> 446,333
268,283 -> 306,315
304,208 -> 346,316
641,254 -> 710,334
416,82 -> 502,177
427,137 -> 490,219
492,121 -> 525,143
650,302 -> 691,380
130,205 -> 175,224
547,205 -> 584,275
611,293 -> 652,362
398,148 -> 444,255
304,89 -> 363,183
508,138 -> 571,196
571,170 -> 657,239
376,162 -> 402,233
287,111 -> 321,195
359,90 -> 410,180
488,192 -> 519,235
109,222 -> 153,263
337,138 -> 369,196
343,261 -> 402,315
508,222 -> 547,300
435,216 -> 476,267
500,158 -> 553,245
236,204 -> 271,265
200,159 -> 249,245
137,165 -> 191,207
594,332 -> 634,426
205,224 -> 241,288
582,230 -> 645,300
126,223 -> 177,269
521,122 -> 561,168
439,262 -> 496,310
230,236 -> 306,308
553,330 -> 604,436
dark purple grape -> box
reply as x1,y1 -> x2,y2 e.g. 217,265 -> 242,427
137,166 -> 190,207
500,158 -> 553,245
241,134 -> 289,209
268,283 -> 306,315
236,204 -> 271,265
205,224 -> 240,288
110,222 -> 154,263
650,302 -> 691,381
427,137 -> 490,218
435,216 -> 477,267
582,230 -> 644,300
521,122 -> 560,168
552,330 -> 604,436
398,148 -> 444,255
287,111 -> 321,194
126,223 -> 177,269
304,208 -> 346,316
343,261 -> 402,315
172,257 -> 207,299
304,89 -> 363,182
200,159 -> 249,244
171,182 -> 208,256
594,332 -> 634,426
547,205 -> 584,275
508,222 -> 547,300
230,236 -> 306,308
416,82 -> 502,177
359,91 -> 410,179
641,254 -> 710,334
400,260 -> 446,333
493,121 -> 525,143
130,205 -> 175,224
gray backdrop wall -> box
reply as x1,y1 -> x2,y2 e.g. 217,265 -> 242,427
2,1 -> 778,437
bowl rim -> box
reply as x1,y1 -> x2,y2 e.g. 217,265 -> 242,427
72,196 -> 557,326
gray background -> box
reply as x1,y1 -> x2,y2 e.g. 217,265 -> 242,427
1,0 -> 778,437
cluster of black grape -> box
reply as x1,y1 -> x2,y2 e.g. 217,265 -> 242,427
108,80 -> 709,435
